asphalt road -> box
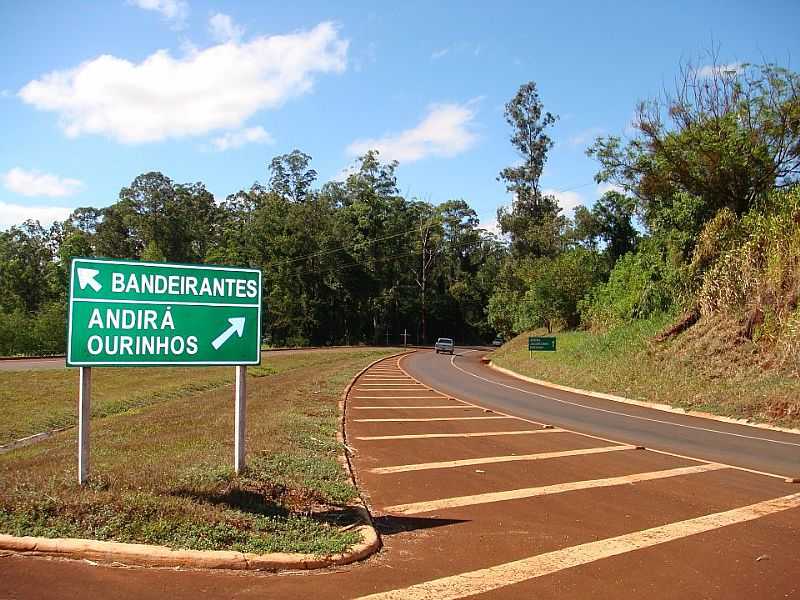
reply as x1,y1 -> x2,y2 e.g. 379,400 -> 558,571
403,349 -> 800,480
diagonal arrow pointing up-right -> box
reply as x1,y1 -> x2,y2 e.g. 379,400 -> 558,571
211,317 -> 246,350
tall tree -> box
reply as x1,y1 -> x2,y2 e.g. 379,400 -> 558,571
497,81 -> 563,257
573,191 -> 639,262
268,150 -> 318,203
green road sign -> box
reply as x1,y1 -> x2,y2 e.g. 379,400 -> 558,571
528,336 -> 556,352
67,258 -> 262,366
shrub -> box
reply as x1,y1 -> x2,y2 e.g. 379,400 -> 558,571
698,185 -> 800,356
579,239 -> 683,330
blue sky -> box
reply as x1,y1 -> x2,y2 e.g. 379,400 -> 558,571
2,0 -> 799,232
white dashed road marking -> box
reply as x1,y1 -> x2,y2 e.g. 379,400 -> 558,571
369,444 -> 636,474
354,416 -> 510,423
356,492 -> 800,600
352,405 -> 468,410
356,429 -> 564,441
384,463 -> 726,514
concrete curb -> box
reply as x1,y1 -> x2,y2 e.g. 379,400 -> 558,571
0,351 -> 410,571
488,361 -> 800,437
335,349 -> 416,555
0,427 -> 72,455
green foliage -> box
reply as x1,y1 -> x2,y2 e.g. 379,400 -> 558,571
573,191 -> 639,262
515,249 -> 609,332
489,249 -> 608,335
0,303 -> 65,356
579,239 -> 682,329
697,186 -> 800,359
588,61 -> 800,237
496,81 -> 565,258
0,151 -> 505,355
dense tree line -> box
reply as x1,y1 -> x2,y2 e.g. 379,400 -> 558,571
0,150 -> 505,354
3,53 -> 798,356
489,56 -> 800,343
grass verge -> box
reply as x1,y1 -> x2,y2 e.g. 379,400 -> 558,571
0,348 -> 399,555
493,317 -> 800,428
0,350 -> 378,446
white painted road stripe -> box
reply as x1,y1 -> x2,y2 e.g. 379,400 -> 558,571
449,354 -> 800,448
358,384 -> 423,387
385,463 -> 726,514
357,429 -> 564,441
353,396 -> 447,400
370,445 -> 636,474
356,388 -> 431,392
357,491 -> 800,600
352,405 -> 470,410
355,416 -> 511,423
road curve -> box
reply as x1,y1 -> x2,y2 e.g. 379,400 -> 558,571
402,349 -> 800,479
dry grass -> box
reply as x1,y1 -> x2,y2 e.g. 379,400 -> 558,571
493,319 -> 800,427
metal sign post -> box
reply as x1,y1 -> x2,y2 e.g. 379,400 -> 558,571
78,366 -> 91,485
234,365 -> 247,473
67,258 -> 262,483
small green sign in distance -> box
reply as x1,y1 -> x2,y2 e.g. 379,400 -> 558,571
67,258 -> 262,366
528,336 -> 556,352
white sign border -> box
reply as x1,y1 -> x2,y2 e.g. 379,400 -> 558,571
67,257 -> 263,367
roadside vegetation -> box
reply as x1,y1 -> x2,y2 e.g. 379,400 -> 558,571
0,349 -> 396,554
492,315 -> 800,427
0,350 -> 384,447
487,53 -> 800,426
1,48 -> 797,424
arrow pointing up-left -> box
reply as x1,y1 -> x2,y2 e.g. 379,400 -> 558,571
77,268 -> 102,292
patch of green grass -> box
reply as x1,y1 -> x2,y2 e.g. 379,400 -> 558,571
0,348 -> 400,554
0,350 -> 375,446
493,319 -> 799,427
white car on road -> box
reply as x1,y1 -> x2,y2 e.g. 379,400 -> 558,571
434,337 -> 454,354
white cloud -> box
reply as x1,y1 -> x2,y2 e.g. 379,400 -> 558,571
543,188 -> 585,214
0,201 -> 72,230
696,61 -> 743,78
431,42 -> 483,61
208,13 -> 244,43
347,101 -> 478,164
567,127 -> 605,148
19,22 -> 348,144
211,126 -> 273,151
480,217 -> 503,237
597,182 -> 624,196
129,0 -> 189,29
2,168 -> 84,198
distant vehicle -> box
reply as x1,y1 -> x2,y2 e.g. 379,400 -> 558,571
434,337 -> 454,354
492,335 -> 504,347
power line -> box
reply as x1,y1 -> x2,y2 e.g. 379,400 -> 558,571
300,233 -> 494,279
263,180 -> 596,270
264,216 -> 443,268
553,181 -> 595,193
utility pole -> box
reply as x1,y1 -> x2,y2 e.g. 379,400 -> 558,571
385,328 -> 390,346
401,328 -> 409,348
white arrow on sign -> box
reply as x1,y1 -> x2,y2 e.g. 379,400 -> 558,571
77,268 -> 102,292
211,317 -> 246,350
